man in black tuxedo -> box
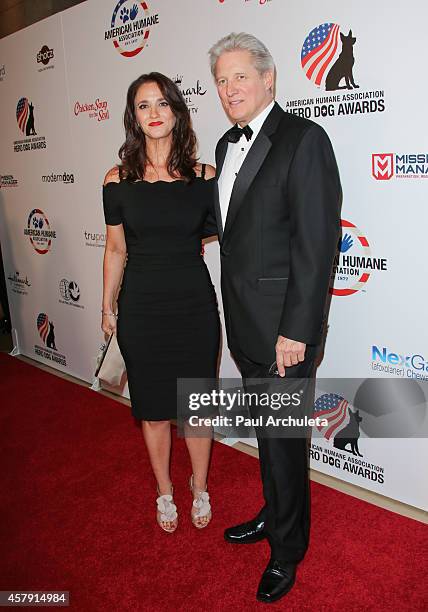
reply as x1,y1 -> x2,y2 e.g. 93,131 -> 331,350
208,33 -> 341,602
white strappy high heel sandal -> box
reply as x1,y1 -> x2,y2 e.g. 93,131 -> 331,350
189,474 -> 212,529
156,484 -> 178,533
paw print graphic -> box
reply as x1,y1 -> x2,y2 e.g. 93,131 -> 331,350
120,6 -> 130,23
340,233 -> 353,253
33,216 -> 43,229
130,3 -> 139,20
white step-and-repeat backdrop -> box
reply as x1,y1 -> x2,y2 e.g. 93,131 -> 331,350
0,0 -> 427,510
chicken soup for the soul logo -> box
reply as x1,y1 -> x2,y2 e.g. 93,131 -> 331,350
372,153 -> 428,180
74,98 -> 110,122
105,1 -> 160,57
285,22 -> 386,119
330,219 -> 388,297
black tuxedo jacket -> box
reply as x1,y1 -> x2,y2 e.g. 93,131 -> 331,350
213,102 -> 342,365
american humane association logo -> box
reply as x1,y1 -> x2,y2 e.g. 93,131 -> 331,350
310,392 -> 385,484
35,312 -> 67,366
285,22 -> 386,120
24,209 -> 56,254
104,1 -> 160,57
330,219 -> 387,297
14,97 -> 47,152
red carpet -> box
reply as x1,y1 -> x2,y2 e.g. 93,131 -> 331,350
1,352 -> 427,611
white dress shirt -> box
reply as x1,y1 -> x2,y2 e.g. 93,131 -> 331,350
218,100 -> 275,230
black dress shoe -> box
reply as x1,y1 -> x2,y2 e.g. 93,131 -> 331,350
256,559 -> 297,603
224,517 -> 266,544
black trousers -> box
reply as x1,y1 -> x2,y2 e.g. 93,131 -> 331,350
231,344 -> 317,563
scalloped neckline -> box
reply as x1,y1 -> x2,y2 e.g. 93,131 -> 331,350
103,176 -> 215,187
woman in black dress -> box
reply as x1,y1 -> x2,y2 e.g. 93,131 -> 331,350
101,73 -> 220,533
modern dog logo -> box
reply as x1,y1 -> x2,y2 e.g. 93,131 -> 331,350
372,153 -> 428,180
42,172 -> 75,184
286,22 -> 386,119
330,219 -> 387,297
24,209 -> 56,254
105,1 -> 160,57
0,64 -> 5,82
14,98 -> 47,152
35,312 -> 67,365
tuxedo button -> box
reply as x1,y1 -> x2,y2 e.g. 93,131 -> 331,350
220,248 -> 229,257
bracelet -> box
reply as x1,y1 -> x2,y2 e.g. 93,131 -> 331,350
101,311 -> 118,317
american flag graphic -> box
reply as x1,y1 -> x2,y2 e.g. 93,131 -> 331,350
313,393 -> 350,440
37,313 -> 49,343
16,97 -> 29,133
301,23 -> 340,87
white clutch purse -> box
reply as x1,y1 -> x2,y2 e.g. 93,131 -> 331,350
94,333 -> 126,387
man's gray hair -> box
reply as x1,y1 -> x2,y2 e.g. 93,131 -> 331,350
209,32 -> 275,78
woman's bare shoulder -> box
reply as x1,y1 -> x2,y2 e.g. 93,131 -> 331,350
195,163 -> 216,180
103,166 -> 121,186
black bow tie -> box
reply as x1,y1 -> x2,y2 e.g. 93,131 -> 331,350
227,124 -> 253,143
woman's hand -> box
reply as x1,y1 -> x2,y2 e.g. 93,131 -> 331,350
102,312 -> 117,335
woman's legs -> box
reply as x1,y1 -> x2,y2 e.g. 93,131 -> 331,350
141,419 -> 176,531
141,419 -> 214,529
184,424 -> 213,527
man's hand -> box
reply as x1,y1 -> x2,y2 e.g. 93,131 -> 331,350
275,336 -> 306,377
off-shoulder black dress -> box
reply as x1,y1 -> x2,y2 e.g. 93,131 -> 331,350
102,170 -> 220,420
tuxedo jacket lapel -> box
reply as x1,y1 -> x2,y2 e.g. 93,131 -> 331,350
214,135 -> 228,243
222,102 -> 283,241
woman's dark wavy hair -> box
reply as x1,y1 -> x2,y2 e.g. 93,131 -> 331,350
118,72 -> 197,182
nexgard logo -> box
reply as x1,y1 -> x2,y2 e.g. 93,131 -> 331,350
371,345 -> 428,380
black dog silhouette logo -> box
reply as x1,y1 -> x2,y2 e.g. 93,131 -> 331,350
313,393 -> 363,457
326,30 -> 359,91
301,23 -> 359,91
333,409 -> 363,456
